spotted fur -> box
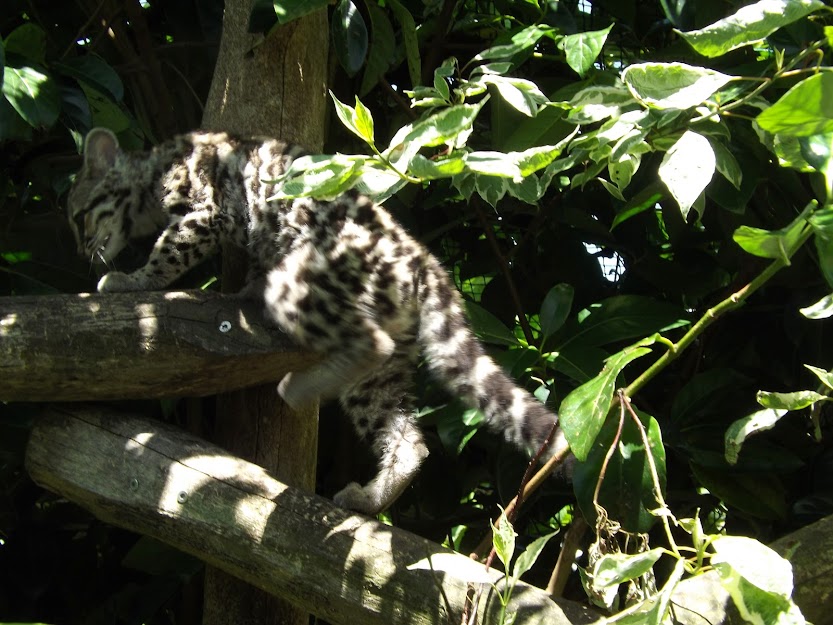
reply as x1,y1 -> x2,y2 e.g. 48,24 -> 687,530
68,127 -> 567,514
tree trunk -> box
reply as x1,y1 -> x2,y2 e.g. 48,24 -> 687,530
201,1 -> 328,624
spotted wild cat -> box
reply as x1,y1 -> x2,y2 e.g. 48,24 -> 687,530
67,127 -> 567,514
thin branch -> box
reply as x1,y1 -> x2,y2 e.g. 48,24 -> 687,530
473,197 -> 535,344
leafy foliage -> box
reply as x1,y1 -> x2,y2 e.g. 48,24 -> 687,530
3,0 -> 833,622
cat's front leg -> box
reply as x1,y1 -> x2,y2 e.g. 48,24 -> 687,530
97,271 -> 145,292
98,210 -> 226,293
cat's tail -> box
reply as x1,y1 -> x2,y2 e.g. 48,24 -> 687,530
417,258 -> 568,461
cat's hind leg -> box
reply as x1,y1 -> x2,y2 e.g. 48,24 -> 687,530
333,353 -> 428,515
264,259 -> 396,409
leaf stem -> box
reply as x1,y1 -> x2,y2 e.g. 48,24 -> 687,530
625,218 -> 815,398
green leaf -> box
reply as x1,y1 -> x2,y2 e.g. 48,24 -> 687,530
271,0 -> 331,25
572,407 -> 666,532
332,0 -> 368,77
474,174 -> 508,207
561,25 -> 613,77
558,341 -> 654,461
4,23 -> 47,64
800,292 -> 833,319
732,203 -> 814,261
559,295 -> 689,349
408,154 -> 465,179
592,549 -> 664,587
540,283 -> 574,340
724,408 -> 789,465
805,364 -> 833,390
473,25 -> 551,62
691,464 -> 787,519
512,532 -> 558,581
757,389 -> 828,410
711,140 -> 743,190
491,509 -> 516,572
622,62 -> 733,110
387,0 -> 420,88
465,151 -> 523,180
567,84 -> 636,124
464,301 -> 517,346
78,82 -> 130,132
2,63 -> 59,128
359,1 -> 395,96
0,93 -> 30,141
54,55 -> 124,102
330,91 -> 376,145
393,103 -> 483,155
354,97 -> 375,144
756,73 -> 833,138
678,0 -> 826,58
714,565 -> 804,625
712,536 -> 794,596
0,35 -> 4,90
658,131 -> 716,218
269,154 -> 365,200
475,74 -> 548,116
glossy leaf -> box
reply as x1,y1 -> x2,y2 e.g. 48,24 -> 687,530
408,154 -> 465,179
805,364 -> 833,390
691,464 -> 787,519
659,131 -> 715,218
622,62 -> 733,110
732,203 -> 813,261
512,532 -> 557,582
359,1 -> 395,96
387,0 -> 420,88
474,74 -> 548,116
559,340 -> 655,461
474,174 -> 508,207
491,510 -> 516,572
3,63 -> 59,128
678,0 -> 825,58
757,390 -> 828,410
725,408 -> 789,465
712,535 -> 794,596
4,23 -> 46,64
540,283 -> 574,340
561,25 -> 613,77
800,293 -> 833,319
711,140 -> 743,190
559,295 -> 689,349
756,73 -> 833,138
592,549 -> 664,588
572,407 -> 666,532
464,301 -> 517,346
331,0 -> 367,77
473,25 -> 551,62
54,55 -> 124,102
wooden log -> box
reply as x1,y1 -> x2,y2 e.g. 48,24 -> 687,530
25,405 -> 601,625
0,291 -> 317,401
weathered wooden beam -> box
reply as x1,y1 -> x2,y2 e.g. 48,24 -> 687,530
25,405 -> 601,625
0,291 -> 316,401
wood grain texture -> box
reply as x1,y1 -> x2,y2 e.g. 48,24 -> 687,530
25,406 -> 600,625
0,290 -> 316,401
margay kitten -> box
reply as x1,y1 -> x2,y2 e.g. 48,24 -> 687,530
68,127 -> 568,515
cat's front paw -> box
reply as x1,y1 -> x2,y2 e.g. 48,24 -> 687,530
333,482 -> 382,515
277,372 -> 319,411
97,271 -> 142,293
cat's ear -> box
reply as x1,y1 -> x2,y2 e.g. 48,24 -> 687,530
83,127 -> 120,175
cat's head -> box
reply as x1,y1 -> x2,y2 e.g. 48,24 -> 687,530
67,128 -> 131,264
